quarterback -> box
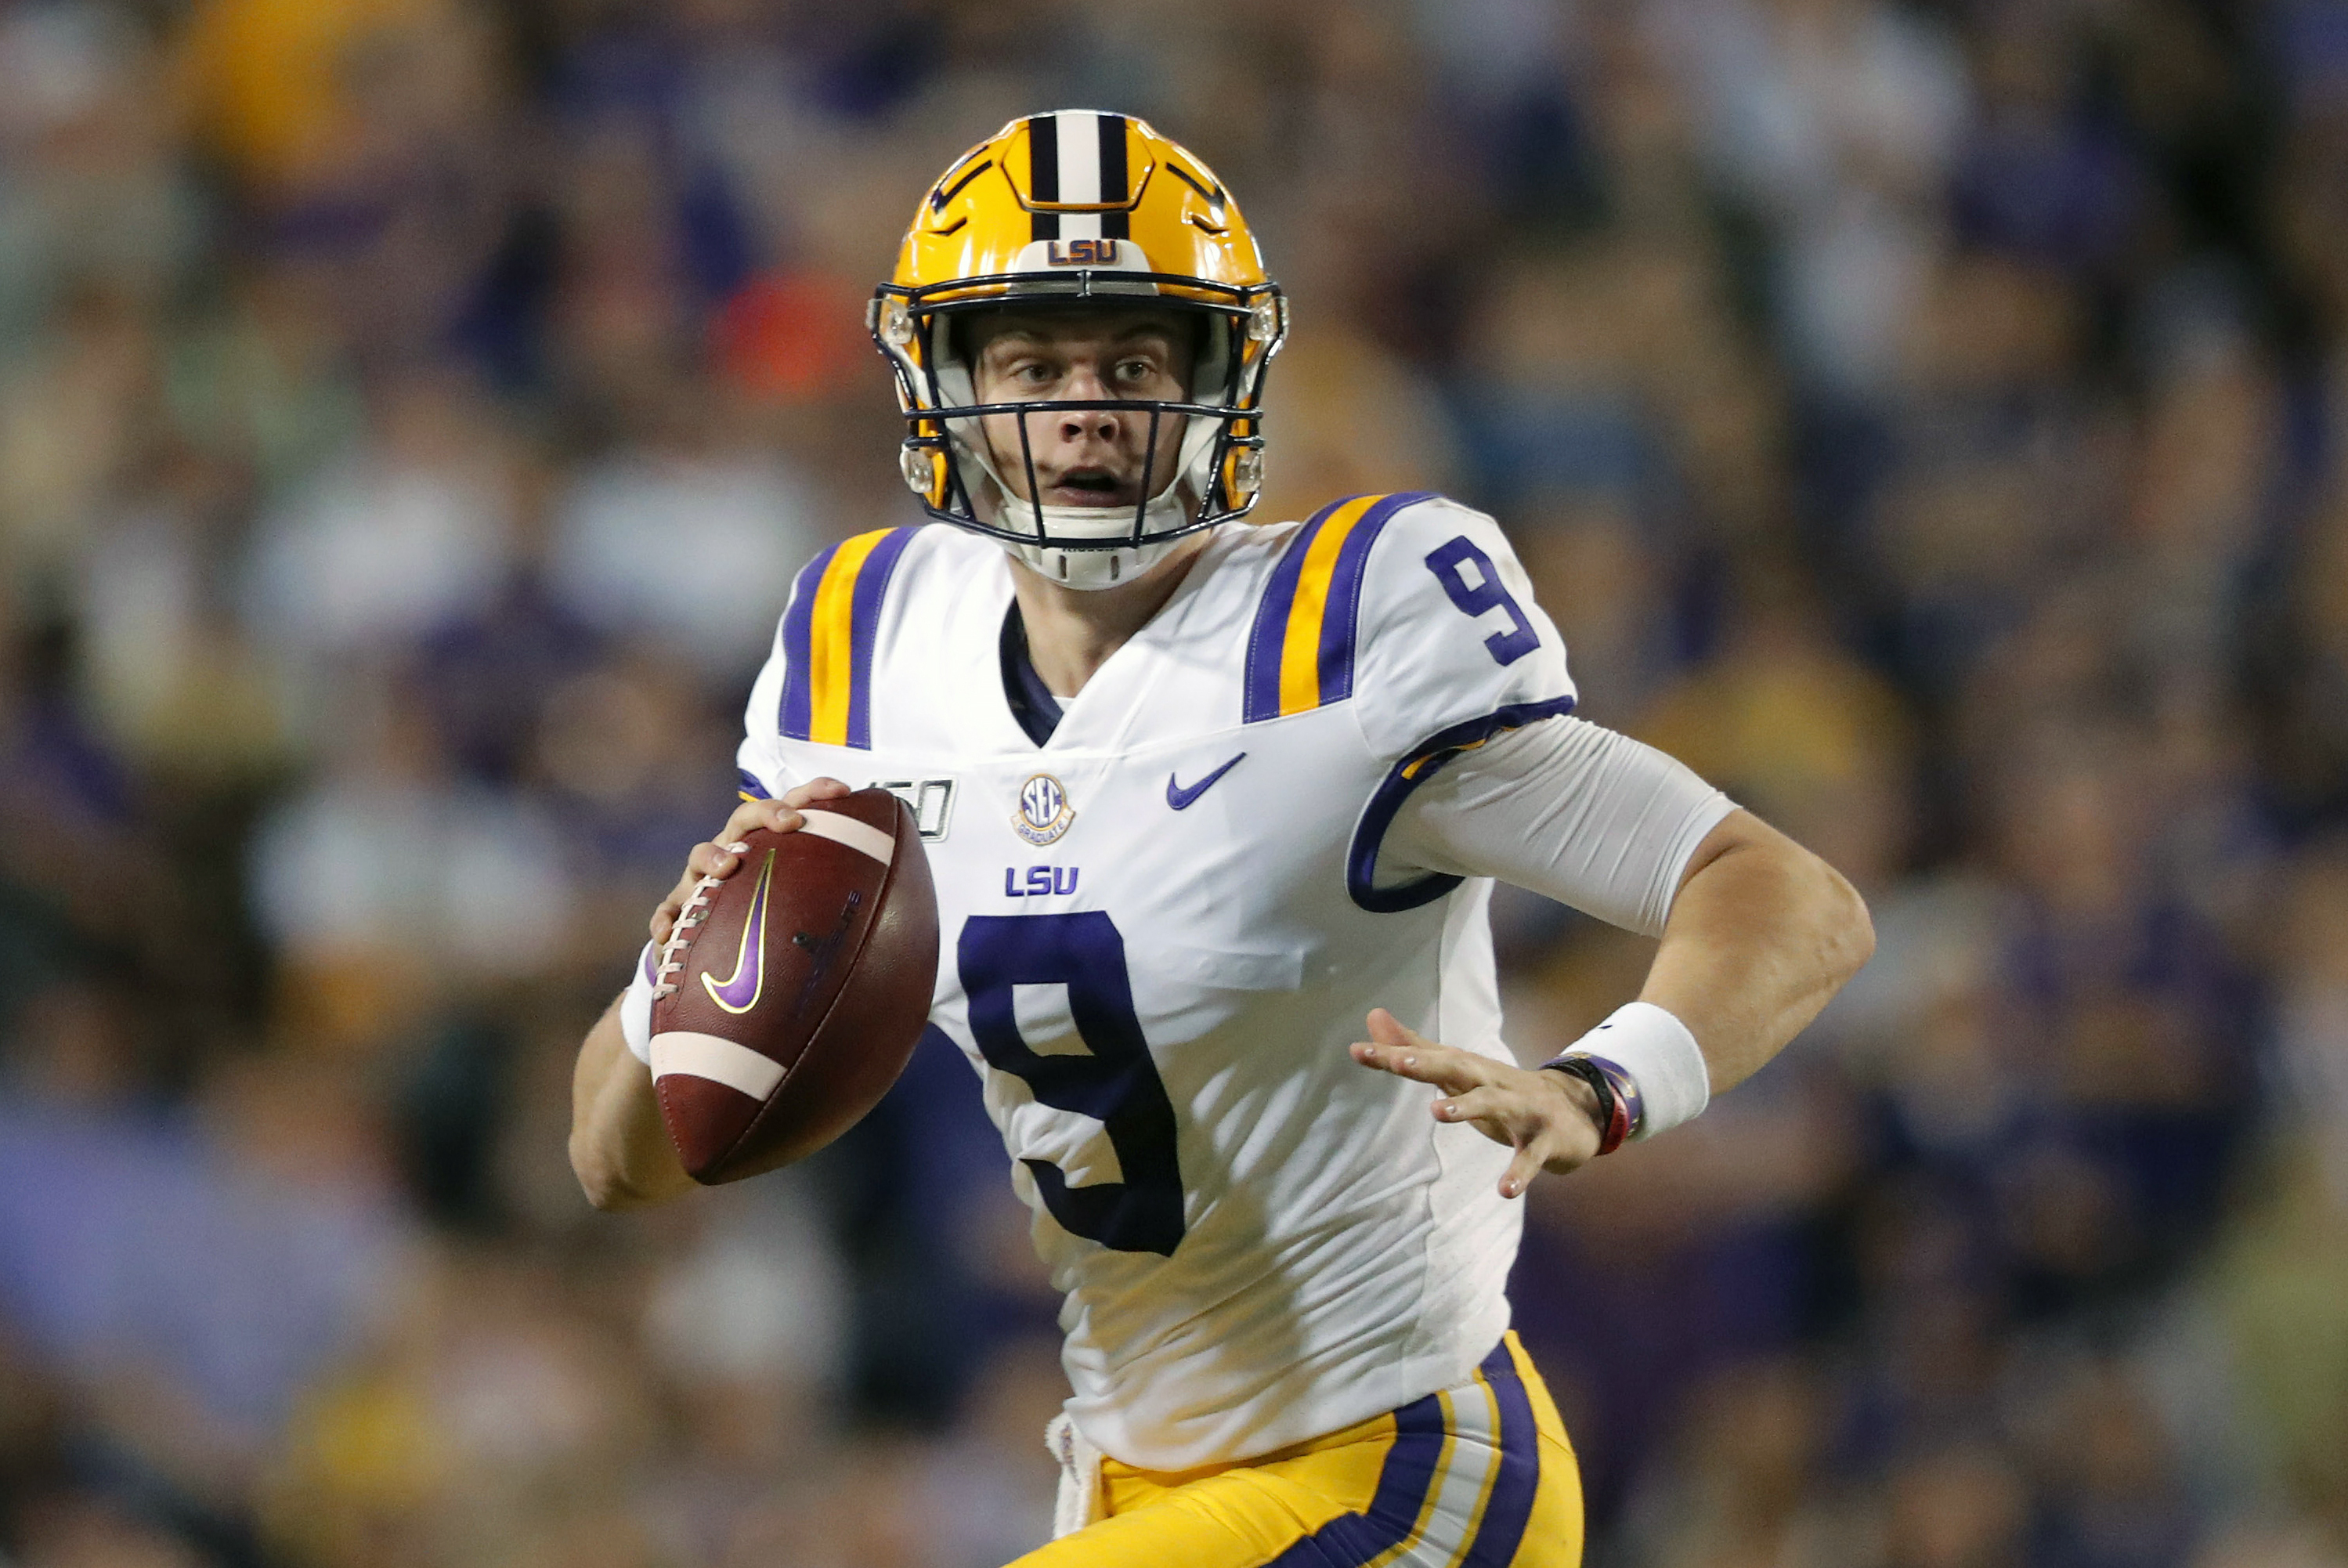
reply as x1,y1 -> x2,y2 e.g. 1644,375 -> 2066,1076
570,112 -> 1871,1566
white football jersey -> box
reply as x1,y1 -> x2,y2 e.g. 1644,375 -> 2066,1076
736,492 -> 1577,1471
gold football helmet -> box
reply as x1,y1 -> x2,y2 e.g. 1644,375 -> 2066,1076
870,110 -> 1288,588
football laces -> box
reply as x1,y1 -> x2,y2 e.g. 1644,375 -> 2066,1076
653,875 -> 722,999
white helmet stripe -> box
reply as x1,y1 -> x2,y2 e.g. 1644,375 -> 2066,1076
1054,110 -> 1104,204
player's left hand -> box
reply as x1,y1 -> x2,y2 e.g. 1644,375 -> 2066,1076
1350,1009 -> 1603,1198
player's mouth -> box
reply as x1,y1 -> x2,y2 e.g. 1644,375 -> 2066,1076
1043,467 -> 1142,508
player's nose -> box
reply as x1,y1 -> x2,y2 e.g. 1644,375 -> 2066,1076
1053,382 -> 1123,446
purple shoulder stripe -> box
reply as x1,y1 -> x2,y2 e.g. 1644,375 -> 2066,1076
1242,496 -> 1354,724
1314,490 -> 1432,706
777,543 -> 839,742
845,527 -> 917,750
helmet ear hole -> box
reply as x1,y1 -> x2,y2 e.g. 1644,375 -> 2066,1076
1221,445 -> 1265,509
901,443 -> 948,505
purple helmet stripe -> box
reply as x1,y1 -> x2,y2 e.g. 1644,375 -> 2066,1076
1027,113 -> 1059,242
1100,113 -> 1129,237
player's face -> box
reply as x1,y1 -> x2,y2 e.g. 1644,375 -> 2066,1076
968,310 -> 1196,512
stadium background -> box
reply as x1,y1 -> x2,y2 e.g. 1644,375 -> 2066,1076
2,1 -> 2347,1564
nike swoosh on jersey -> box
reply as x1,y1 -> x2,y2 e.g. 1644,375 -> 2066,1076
703,849 -> 776,1013
1166,753 -> 1247,810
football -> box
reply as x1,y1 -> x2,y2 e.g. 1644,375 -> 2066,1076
648,788 -> 938,1184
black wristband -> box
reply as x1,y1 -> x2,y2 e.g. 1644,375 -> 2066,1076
1540,1046 -> 1615,1131
1541,1056 -> 1619,1150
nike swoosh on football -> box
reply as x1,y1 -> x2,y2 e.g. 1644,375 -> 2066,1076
1166,753 -> 1247,811
703,849 -> 775,1013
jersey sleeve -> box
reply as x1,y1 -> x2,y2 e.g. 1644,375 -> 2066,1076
1318,493 -> 1579,912
1345,494 -> 1575,761
1381,717 -> 1736,934
735,526 -> 920,798
735,630 -> 802,802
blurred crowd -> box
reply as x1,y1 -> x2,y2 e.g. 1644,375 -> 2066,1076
2,0 -> 2346,1565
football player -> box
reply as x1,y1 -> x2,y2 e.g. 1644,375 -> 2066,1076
569,112 -> 1872,1566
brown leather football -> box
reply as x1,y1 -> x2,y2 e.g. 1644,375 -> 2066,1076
648,788 -> 938,1184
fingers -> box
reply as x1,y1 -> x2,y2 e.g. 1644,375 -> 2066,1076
1500,1143 -> 1546,1201
651,779 -> 853,944
1349,1017 -> 1606,1199
711,784 -> 853,879
1350,1039 -> 1487,1093
780,776 -> 853,808
721,797 -> 807,845
1432,1084 -> 1514,1129
649,779 -> 854,945
650,865 -> 708,942
1433,1087 -> 1576,1199
1349,1010 -> 1494,1094
648,827 -> 771,942
1481,1109 -> 1594,1199
651,876 -> 698,943
717,776 -> 851,847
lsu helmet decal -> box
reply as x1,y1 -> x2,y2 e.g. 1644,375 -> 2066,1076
871,110 -> 1288,589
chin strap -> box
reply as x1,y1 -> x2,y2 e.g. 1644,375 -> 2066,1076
953,428 -> 1198,590
999,493 -> 1192,591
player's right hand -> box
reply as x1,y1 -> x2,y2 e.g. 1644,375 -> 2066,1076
1351,1008 -> 1605,1198
650,778 -> 854,945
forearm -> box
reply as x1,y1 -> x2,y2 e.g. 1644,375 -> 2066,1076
1385,721 -> 1869,1108
569,995 -> 695,1211
570,778 -> 856,1211
1640,812 -> 1874,1094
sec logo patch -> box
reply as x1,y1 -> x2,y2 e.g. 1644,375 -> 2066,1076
1013,773 -> 1076,847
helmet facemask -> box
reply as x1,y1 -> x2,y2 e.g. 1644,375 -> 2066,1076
873,277 -> 1284,591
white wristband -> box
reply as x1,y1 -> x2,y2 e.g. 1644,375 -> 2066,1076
1573,1002 -> 1708,1139
620,941 -> 658,1066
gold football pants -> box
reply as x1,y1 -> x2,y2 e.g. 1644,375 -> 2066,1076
1010,1332 -> 1583,1567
